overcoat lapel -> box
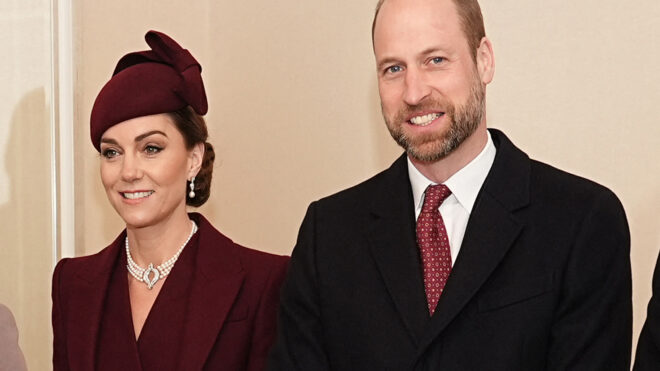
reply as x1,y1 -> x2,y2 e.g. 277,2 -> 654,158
67,233 -> 124,371
176,214 -> 246,370
413,129 -> 532,360
367,155 -> 430,345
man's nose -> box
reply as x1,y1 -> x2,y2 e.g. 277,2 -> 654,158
403,68 -> 431,106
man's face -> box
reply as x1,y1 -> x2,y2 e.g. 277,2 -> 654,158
373,0 -> 488,163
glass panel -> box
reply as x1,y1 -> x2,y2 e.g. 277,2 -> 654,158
0,0 -> 55,368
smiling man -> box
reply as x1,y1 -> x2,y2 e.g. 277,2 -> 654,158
269,0 -> 632,369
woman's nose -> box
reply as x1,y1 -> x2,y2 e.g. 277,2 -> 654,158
120,154 -> 143,182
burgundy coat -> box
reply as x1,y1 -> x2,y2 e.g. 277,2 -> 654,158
52,213 -> 288,371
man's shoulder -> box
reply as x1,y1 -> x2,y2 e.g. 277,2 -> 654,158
522,158 -> 626,225
489,129 -> 622,209
313,154 -> 407,210
529,158 -> 620,202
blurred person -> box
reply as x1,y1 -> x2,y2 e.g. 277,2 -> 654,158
0,303 -> 27,371
634,251 -> 660,370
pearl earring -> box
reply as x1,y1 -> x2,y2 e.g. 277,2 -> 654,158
189,177 -> 196,198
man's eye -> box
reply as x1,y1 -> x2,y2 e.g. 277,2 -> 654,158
386,65 -> 402,74
431,57 -> 445,64
102,149 -> 119,158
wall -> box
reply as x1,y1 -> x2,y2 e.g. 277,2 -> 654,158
0,0 -> 55,368
73,0 -> 660,362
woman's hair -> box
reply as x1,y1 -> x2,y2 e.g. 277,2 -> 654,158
168,106 -> 215,207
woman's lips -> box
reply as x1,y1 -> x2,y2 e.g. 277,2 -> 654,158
121,190 -> 154,200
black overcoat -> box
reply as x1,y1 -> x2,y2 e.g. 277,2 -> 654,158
269,129 -> 632,370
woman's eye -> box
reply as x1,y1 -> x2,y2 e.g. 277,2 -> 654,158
431,57 -> 444,64
101,149 -> 119,159
145,145 -> 162,155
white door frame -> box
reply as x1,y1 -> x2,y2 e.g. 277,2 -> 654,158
51,0 -> 75,263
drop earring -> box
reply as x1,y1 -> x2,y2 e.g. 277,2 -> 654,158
188,176 -> 196,198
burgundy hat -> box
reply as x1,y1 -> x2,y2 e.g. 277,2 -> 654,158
90,30 -> 207,151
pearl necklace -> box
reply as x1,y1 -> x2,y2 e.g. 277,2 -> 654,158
125,220 -> 198,289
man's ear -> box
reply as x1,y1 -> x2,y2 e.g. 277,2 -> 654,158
476,36 -> 495,85
188,142 -> 205,179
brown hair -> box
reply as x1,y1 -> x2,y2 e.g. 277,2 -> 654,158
372,0 -> 486,61
168,106 -> 215,207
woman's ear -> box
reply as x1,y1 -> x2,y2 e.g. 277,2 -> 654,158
188,142 -> 205,179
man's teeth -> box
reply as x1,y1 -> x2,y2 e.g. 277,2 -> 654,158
123,191 -> 154,199
410,113 -> 442,126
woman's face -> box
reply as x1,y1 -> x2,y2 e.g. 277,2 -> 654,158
99,114 -> 199,229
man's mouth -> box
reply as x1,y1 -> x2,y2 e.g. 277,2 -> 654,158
122,191 -> 154,200
409,112 -> 444,126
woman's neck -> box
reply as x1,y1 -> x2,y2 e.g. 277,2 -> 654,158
125,211 -> 194,267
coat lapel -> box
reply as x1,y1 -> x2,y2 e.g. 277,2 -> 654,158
67,233 -> 124,371
177,213 -> 246,370
414,129 -> 532,359
367,155 -> 430,345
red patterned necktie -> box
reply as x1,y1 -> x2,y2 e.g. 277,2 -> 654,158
416,184 -> 452,315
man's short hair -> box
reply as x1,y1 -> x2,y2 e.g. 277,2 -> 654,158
372,0 -> 486,61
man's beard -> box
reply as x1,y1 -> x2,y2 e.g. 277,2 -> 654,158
383,78 -> 485,163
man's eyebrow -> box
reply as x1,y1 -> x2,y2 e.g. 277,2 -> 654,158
419,47 -> 445,56
135,130 -> 167,142
376,57 -> 403,71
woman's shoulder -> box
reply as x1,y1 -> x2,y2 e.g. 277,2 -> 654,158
225,244 -> 289,305
197,229 -> 289,298
198,232 -> 288,289
194,212 -> 289,270
233,243 -> 289,266
232,243 -> 289,282
53,234 -> 123,281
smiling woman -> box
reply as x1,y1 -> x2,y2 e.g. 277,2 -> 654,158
99,114 -> 201,231
51,30 -> 289,371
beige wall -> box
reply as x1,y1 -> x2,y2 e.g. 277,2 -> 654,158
1,0 -> 55,368
73,0 -> 659,362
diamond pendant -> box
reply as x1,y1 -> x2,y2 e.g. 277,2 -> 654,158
142,263 -> 160,290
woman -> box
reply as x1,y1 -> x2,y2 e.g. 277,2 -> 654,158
52,30 -> 288,371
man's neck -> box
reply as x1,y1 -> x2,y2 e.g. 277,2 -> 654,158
409,124 -> 488,184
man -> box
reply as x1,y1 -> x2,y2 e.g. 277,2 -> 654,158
634,252 -> 660,370
269,0 -> 632,369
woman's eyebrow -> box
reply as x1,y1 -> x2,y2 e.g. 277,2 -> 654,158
135,130 -> 167,142
100,137 -> 118,145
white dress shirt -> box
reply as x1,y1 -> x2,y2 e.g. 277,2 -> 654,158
408,131 -> 496,264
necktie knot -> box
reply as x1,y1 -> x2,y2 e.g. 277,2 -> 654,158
422,184 -> 452,212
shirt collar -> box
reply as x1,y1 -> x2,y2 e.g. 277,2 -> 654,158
408,131 -> 496,214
